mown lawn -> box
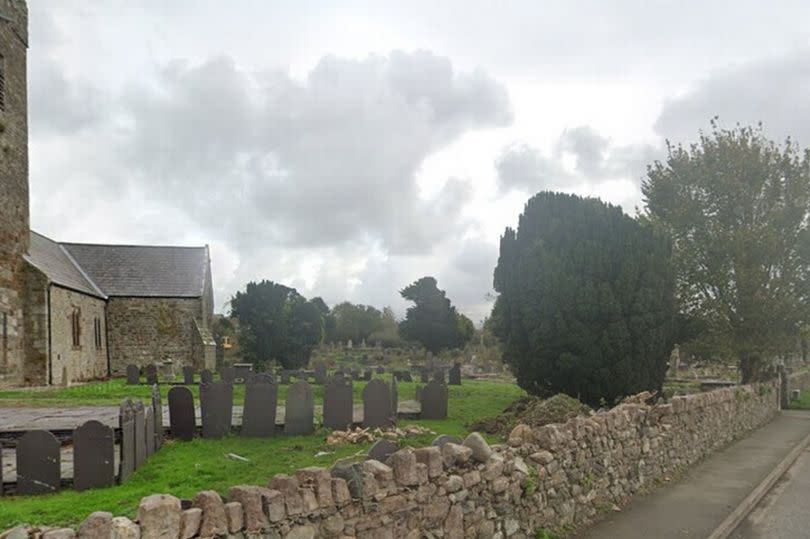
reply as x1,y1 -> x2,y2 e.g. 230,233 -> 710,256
787,388 -> 810,410
0,379 -> 524,528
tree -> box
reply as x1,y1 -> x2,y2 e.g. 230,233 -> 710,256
642,122 -> 810,381
230,280 -> 323,369
399,277 -> 473,353
326,302 -> 384,344
368,306 -> 403,348
492,192 -> 676,407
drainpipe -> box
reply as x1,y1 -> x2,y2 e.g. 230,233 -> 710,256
47,284 -> 52,385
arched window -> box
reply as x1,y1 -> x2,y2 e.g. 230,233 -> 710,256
71,308 -> 81,348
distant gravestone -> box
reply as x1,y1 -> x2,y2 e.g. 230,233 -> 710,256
242,378 -> 278,437
280,370 -> 291,385
182,366 -> 195,384
233,363 -> 253,383
200,381 -> 233,439
134,401 -> 146,469
285,380 -> 314,435
449,363 -> 461,386
400,371 -> 413,382
433,369 -> 446,384
200,369 -> 214,384
219,366 -> 235,384
375,366 -> 385,374
419,367 -> 429,384
420,380 -> 448,420
145,364 -> 158,385
73,420 -> 114,491
313,361 -> 327,385
151,384 -> 163,450
366,439 -> 399,462
119,400 -> 136,482
126,364 -> 140,385
363,370 -> 372,381
168,386 -> 195,441
16,430 -> 60,495
323,376 -> 353,430
144,406 -> 156,457
362,379 -> 392,429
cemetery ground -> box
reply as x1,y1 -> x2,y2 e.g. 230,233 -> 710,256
0,378 -> 523,529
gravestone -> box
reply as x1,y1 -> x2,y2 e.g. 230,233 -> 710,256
433,369 -> 445,384
352,369 -> 361,381
449,363 -> 461,386
420,380 -> 448,420
182,366 -> 195,384
323,376 -> 353,430
144,406 -> 156,457
151,384 -> 163,450
200,381 -> 234,439
219,366 -> 235,384
390,377 -> 398,419
363,369 -> 372,381
400,371 -> 413,382
285,380 -> 314,435
16,430 -> 60,495
313,361 -> 327,385
233,363 -> 253,383
200,369 -> 214,384
420,367 -> 429,384
242,379 -> 278,437
168,386 -> 196,441
280,370 -> 291,385
145,364 -> 158,385
362,379 -> 392,429
134,400 -> 146,469
119,400 -> 136,482
126,364 -> 140,385
375,366 -> 385,374
73,420 -> 114,491
366,439 -> 399,462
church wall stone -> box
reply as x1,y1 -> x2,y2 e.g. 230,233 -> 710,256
49,285 -> 107,385
21,262 -> 47,384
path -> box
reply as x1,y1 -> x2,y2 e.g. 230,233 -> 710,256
575,410 -> 810,539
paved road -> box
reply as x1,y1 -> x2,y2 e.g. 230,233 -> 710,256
731,446 -> 810,539
575,410 -> 810,539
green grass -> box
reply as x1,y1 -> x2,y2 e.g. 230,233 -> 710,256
0,379 -> 524,528
787,388 -> 810,410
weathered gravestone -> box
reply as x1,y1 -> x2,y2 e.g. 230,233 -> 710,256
151,384 -> 163,450
119,400 -> 135,482
145,364 -> 158,385
200,381 -> 233,439
200,369 -> 214,384
242,378 -> 278,437
73,420 -> 114,491
362,379 -> 392,429
182,366 -> 195,385
366,439 -> 399,462
313,361 -> 327,385
420,367 -> 429,384
16,430 -> 60,495
285,380 -> 314,435
219,366 -> 235,384
233,363 -> 253,383
144,406 -> 156,457
134,400 -> 146,469
433,368 -> 446,384
420,380 -> 448,420
168,386 -> 195,441
363,369 -> 372,381
449,363 -> 461,386
323,376 -> 353,430
280,370 -> 291,385
125,364 -> 140,385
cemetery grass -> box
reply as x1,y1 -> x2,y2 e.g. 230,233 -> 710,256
0,380 -> 524,528
788,388 -> 810,410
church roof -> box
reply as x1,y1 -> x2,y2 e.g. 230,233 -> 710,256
27,231 -> 208,299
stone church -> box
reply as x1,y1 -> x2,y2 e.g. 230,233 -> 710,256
0,1 -> 215,386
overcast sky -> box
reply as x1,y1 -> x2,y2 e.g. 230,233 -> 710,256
27,1 -> 810,323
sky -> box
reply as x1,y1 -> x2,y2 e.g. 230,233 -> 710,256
27,1 -> 810,324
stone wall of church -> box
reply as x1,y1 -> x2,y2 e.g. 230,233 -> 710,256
21,262 -> 47,384
106,296 -> 205,374
0,0 -> 29,385
49,286 -> 108,385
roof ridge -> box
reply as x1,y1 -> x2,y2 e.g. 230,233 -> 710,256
59,241 -> 206,250
57,243 -> 108,299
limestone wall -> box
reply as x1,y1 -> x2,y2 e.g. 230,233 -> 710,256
5,381 -> 779,539
49,286 -> 108,385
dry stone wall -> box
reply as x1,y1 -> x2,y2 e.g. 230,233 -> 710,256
3,382 -> 778,539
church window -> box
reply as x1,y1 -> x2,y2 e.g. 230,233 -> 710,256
94,317 -> 102,350
0,54 -> 5,112
71,308 -> 81,348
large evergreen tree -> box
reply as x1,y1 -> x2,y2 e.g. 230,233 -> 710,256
399,277 -> 472,353
492,192 -> 676,406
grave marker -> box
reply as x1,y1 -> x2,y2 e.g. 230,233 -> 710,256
200,381 -> 233,439
134,401 -> 146,469
449,363 -> 461,385
16,430 -> 60,495
200,369 -> 214,384
323,376 -> 353,430
420,380 -> 448,420
168,386 -> 195,441
419,367 -> 429,384
145,364 -> 158,385
73,420 -> 114,491
242,378 -> 278,437
151,384 -> 163,449
119,400 -> 135,482
126,364 -> 140,385
313,361 -> 327,385
285,380 -> 314,435
144,406 -> 156,457
182,366 -> 195,384
219,366 -> 235,384
362,379 -> 392,429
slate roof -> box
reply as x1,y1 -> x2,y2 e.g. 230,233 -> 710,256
26,231 -> 208,298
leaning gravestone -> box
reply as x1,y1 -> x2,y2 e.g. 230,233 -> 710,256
151,384 -> 163,450
200,381 -> 233,439
126,364 -> 140,385
119,400 -> 136,482
73,420 -> 114,491
200,369 -> 214,384
145,364 -> 158,385
449,363 -> 461,386
362,379 -> 392,429
16,430 -> 60,495
182,366 -> 195,384
313,361 -> 327,385
285,380 -> 314,435
366,439 -> 400,462
242,378 -> 278,437
323,376 -> 353,430
219,366 -> 235,384
420,380 -> 448,420
134,401 -> 146,469
144,406 -> 155,458
168,386 -> 195,441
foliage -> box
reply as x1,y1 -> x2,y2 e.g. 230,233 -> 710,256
469,393 -> 592,437
230,280 -> 323,369
492,192 -> 676,406
326,302 -> 384,344
367,307 -> 404,348
399,276 -> 474,353
642,121 -> 810,381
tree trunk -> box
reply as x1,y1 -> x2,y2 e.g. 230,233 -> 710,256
739,354 -> 764,384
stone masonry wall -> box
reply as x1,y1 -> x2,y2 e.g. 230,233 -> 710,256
7,381 -> 779,539
20,262 -> 46,384
49,286 -> 107,385
106,297 -> 204,375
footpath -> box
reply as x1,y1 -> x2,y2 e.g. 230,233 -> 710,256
575,410 -> 810,539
